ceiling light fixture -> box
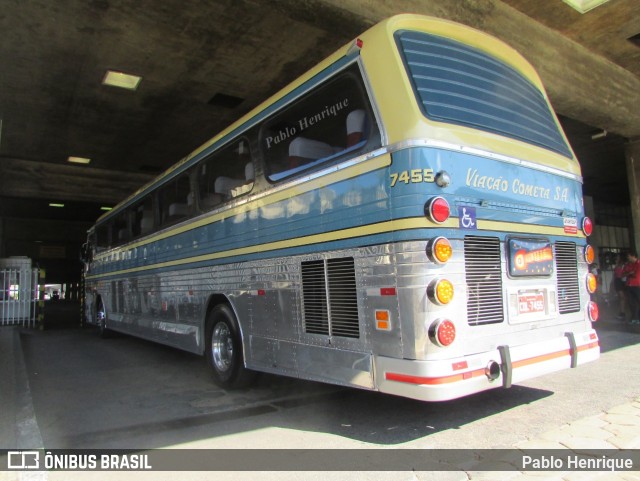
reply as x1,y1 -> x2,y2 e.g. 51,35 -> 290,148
102,70 -> 142,90
67,156 -> 91,165
100,206 -> 112,211
562,0 -> 610,14
591,130 -> 608,140
49,203 -> 65,208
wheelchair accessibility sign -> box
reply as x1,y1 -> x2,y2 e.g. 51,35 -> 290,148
459,206 -> 477,230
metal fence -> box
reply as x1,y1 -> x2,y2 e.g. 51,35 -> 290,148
0,267 -> 40,328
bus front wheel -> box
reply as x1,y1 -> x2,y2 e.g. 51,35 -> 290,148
205,304 -> 254,388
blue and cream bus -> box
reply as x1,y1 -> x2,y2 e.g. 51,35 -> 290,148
82,14 -> 599,401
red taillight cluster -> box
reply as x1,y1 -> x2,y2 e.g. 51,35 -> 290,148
426,224 -> 456,346
582,217 -> 597,321
425,196 -> 450,224
582,216 -> 593,237
429,319 -> 456,347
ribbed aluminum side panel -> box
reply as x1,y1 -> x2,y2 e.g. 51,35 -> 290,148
464,236 -> 505,326
555,241 -> 580,314
301,257 -> 359,338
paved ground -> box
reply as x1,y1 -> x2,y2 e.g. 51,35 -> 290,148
0,301 -> 639,480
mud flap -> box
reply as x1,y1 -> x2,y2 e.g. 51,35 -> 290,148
498,345 -> 512,389
565,332 -> 578,368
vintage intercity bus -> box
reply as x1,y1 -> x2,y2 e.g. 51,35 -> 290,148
82,14 -> 599,401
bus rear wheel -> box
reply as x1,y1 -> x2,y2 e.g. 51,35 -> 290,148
205,304 -> 254,388
96,299 -> 111,338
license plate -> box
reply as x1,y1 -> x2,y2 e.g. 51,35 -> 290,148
518,292 -> 545,315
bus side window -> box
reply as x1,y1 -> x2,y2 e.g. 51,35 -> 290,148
159,173 -> 192,227
198,162 -> 222,211
140,210 -> 154,234
198,139 -> 254,209
96,223 -> 110,252
262,63 -> 378,182
131,196 -> 154,238
346,109 -> 366,147
114,212 -> 130,244
288,137 -> 338,168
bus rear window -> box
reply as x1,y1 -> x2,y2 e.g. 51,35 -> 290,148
261,63 -> 379,182
396,30 -> 572,158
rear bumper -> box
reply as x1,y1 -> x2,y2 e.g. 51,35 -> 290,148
374,329 -> 599,402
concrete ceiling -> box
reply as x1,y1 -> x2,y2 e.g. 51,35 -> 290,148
1,0 -> 639,230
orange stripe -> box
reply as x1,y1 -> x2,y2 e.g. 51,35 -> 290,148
385,342 -> 600,386
511,349 -> 569,369
578,341 -> 599,351
385,368 -> 485,385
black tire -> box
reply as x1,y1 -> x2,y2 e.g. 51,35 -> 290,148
95,298 -> 111,338
205,304 -> 254,388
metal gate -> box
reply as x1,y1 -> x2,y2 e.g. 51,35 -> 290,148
1,262 -> 39,328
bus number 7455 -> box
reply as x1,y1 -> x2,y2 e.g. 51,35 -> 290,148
390,168 -> 435,187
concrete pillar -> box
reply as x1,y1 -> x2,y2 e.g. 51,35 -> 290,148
0,217 -> 4,258
625,138 -> 640,255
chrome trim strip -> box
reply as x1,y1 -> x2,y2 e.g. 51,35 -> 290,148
386,138 -> 583,182
357,57 -> 388,146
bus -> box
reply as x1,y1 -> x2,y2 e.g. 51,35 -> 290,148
82,14 -> 600,402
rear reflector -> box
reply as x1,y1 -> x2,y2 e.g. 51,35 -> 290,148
428,278 -> 454,305
584,244 -> 595,264
428,236 -> 452,264
375,310 -> 391,331
586,273 -> 597,294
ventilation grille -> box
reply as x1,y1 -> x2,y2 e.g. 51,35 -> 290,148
301,257 -> 359,338
301,260 -> 328,335
555,241 -> 581,314
464,236 -> 505,326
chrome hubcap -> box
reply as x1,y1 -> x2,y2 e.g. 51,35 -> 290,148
212,322 -> 233,372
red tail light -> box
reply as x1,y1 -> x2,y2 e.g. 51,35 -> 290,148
425,196 -> 450,224
588,301 -> 599,322
429,319 -> 456,347
582,217 -> 593,236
